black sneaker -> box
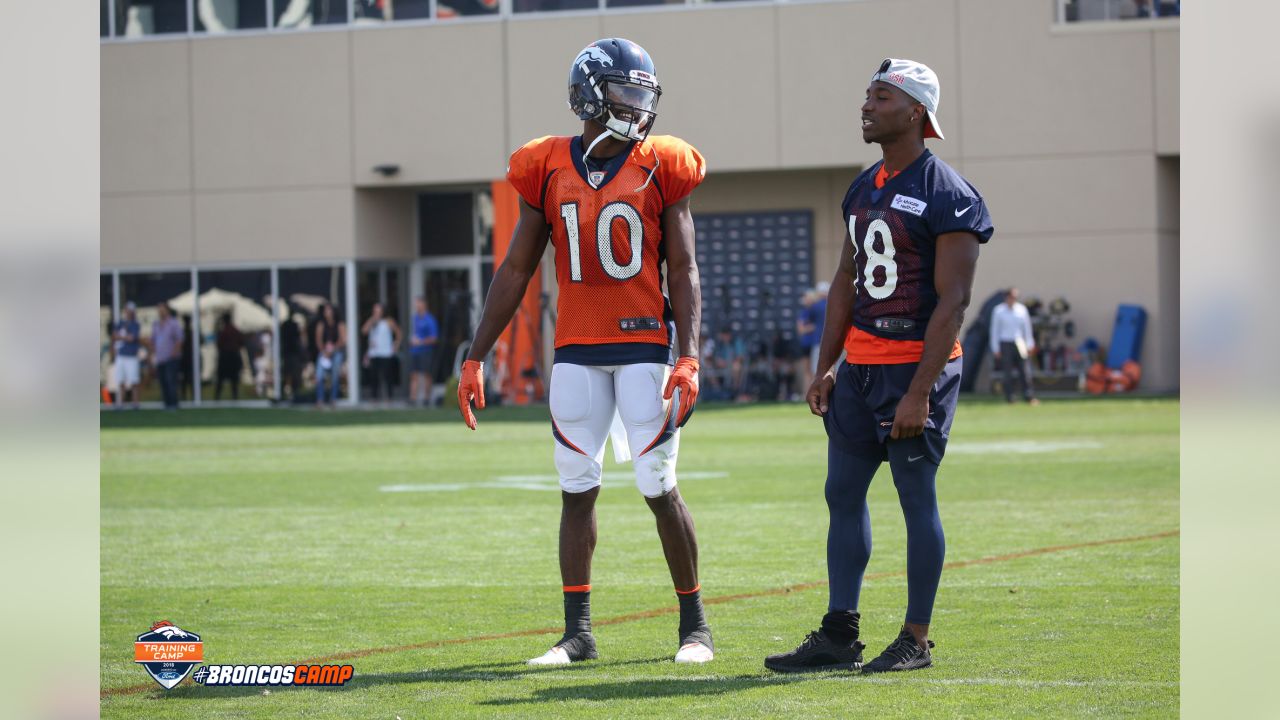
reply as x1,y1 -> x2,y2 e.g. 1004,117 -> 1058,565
527,631 -> 598,665
764,630 -> 865,673
861,628 -> 934,673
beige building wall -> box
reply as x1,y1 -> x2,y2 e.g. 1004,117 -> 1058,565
101,0 -> 1179,389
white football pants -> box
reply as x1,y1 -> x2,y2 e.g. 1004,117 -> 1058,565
549,362 -> 680,497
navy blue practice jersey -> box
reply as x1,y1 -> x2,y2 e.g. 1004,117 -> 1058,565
842,150 -> 994,342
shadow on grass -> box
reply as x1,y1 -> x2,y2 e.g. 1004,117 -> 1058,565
477,674 -> 817,706
155,658 -> 823,702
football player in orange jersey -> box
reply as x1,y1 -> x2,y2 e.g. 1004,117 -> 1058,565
456,38 -> 712,665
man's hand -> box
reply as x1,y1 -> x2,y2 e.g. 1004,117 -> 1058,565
806,370 -> 837,417
890,390 -> 930,440
457,360 -> 485,430
663,357 -> 700,427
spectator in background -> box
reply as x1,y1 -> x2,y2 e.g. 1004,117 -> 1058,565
796,282 -> 830,390
150,302 -> 184,410
362,302 -> 402,406
279,309 -> 304,403
989,288 -> 1039,405
710,327 -> 748,401
215,312 -> 245,401
179,315 -> 194,401
810,281 -> 829,369
112,301 -> 142,410
409,296 -> 439,407
314,303 -> 347,409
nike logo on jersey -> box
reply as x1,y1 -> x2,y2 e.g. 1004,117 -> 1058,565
954,204 -> 974,217
908,455 -> 925,463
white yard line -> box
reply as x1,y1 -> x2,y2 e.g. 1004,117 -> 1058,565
947,440 -> 1104,454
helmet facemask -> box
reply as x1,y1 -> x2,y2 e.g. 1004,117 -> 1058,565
597,79 -> 660,142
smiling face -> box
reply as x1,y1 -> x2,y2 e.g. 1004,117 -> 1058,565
861,80 -> 923,144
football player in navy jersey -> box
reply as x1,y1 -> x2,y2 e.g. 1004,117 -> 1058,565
766,59 -> 994,674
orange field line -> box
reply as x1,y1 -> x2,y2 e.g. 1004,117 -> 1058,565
101,528 -> 1178,698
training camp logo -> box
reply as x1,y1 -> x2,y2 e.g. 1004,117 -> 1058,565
134,621 -> 203,690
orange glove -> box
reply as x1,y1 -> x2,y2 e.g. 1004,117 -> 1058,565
457,359 -> 485,430
663,357 -> 700,428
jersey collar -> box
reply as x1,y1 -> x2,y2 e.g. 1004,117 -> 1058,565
571,135 -> 637,190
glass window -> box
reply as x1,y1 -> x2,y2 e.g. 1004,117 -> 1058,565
275,0 -> 350,29
279,266 -> 348,405
116,272 -> 195,407
101,274 -> 114,402
422,267 -> 474,377
436,0 -> 499,18
607,0 -> 683,7
196,270 -> 273,402
419,192 -> 476,256
477,188 -> 494,256
114,0 -> 189,37
356,264 -> 411,402
513,0 -> 597,13
353,0 -> 428,22
195,0 -> 268,33
102,0 -> 110,37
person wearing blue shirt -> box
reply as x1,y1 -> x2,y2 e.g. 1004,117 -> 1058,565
409,296 -> 440,406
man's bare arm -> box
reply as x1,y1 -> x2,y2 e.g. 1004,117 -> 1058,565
891,231 -> 980,438
466,199 -> 551,362
662,197 -> 701,359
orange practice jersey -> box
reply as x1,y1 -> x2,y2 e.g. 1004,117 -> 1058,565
507,135 -> 706,350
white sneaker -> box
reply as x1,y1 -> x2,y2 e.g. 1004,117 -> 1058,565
674,642 -> 714,664
527,646 -> 572,666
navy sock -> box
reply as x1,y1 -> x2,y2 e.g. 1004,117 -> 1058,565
887,440 -> 946,625
825,441 -> 881,613
676,588 -> 710,646
562,589 -> 591,641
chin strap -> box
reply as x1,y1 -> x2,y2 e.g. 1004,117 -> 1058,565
584,127 -> 614,159
634,155 -> 659,193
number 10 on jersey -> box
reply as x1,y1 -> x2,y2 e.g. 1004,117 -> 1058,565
561,202 -> 645,282
848,215 -> 898,300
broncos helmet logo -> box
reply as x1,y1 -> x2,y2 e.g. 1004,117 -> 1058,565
150,620 -> 194,639
575,46 -> 613,76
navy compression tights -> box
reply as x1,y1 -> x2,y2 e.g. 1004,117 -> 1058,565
825,439 -> 946,625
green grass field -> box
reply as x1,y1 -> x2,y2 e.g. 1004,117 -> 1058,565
101,397 -> 1178,718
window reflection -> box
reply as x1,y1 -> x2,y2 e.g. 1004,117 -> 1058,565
354,0 -> 430,21
114,0 -> 189,37
116,272 -> 194,407
195,0 -> 268,33
195,270 -> 273,402
279,266 -> 348,404
437,0 -> 499,18
101,274 -> 114,404
275,0 -> 350,29
512,0 -> 597,12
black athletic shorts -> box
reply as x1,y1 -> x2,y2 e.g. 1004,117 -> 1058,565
823,356 -> 962,464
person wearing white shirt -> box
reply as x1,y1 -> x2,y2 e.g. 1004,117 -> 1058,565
988,288 -> 1039,405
